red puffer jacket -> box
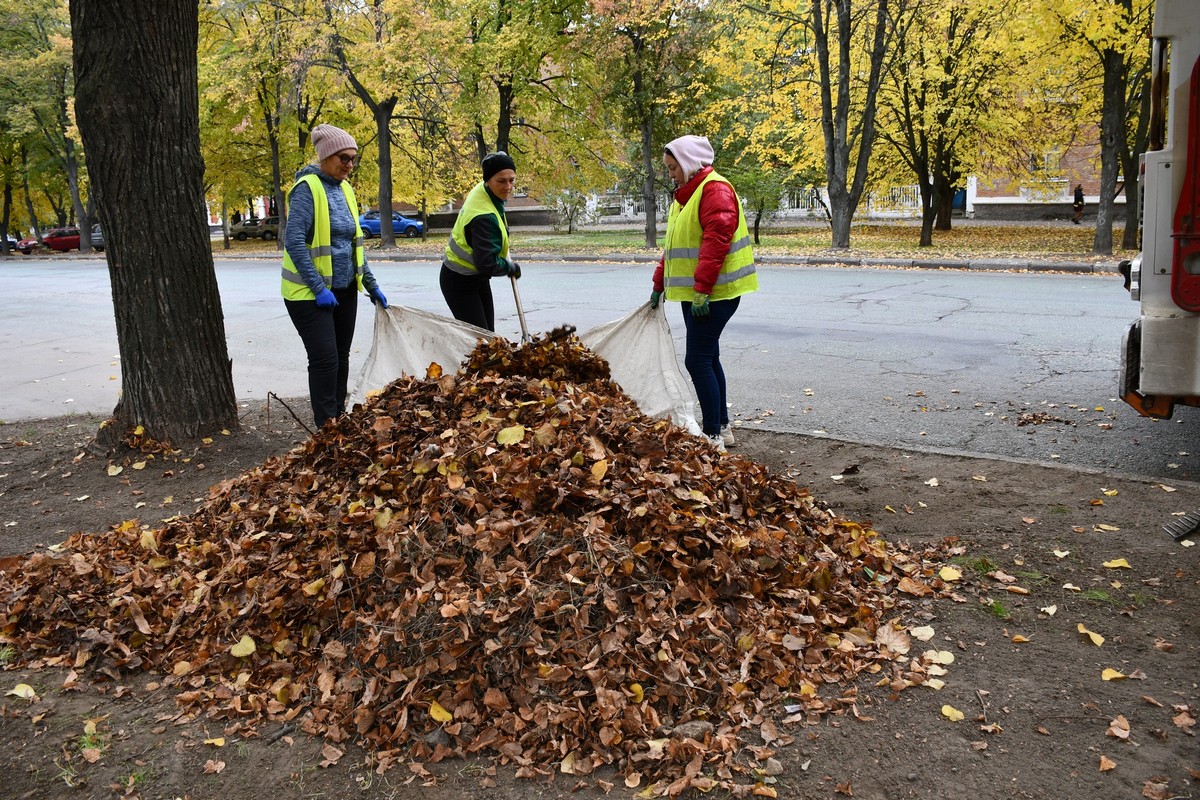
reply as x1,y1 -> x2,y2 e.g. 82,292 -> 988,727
653,166 -> 740,296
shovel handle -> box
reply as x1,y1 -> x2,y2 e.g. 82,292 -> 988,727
510,275 -> 531,343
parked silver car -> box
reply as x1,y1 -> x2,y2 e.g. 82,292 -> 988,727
229,216 -> 279,240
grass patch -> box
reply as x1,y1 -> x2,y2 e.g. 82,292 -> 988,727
263,221 -> 1140,261
954,555 -> 999,575
1079,589 -> 1117,605
985,599 -> 1012,620
0,644 -> 16,665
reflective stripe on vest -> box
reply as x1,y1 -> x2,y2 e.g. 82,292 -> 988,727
442,182 -> 509,276
662,170 -> 758,302
281,174 -> 366,300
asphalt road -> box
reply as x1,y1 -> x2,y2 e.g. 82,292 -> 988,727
3,254 -> 1197,482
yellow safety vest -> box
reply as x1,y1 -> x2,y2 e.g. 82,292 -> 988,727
662,170 -> 757,302
442,182 -> 509,276
281,173 -> 365,300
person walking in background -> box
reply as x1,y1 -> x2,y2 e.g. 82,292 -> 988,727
1073,184 -> 1085,224
650,134 -> 758,453
282,123 -> 388,428
440,152 -> 522,331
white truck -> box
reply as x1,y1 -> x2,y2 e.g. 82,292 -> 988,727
1120,0 -> 1200,419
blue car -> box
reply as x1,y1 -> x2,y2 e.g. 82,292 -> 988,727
359,210 -> 424,239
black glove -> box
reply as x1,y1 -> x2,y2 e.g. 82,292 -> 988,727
501,259 -> 521,280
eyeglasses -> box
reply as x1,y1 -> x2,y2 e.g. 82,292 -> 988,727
337,153 -> 359,167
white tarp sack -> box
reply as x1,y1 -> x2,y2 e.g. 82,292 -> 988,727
578,302 -> 700,435
352,302 -> 699,434
350,305 -> 492,404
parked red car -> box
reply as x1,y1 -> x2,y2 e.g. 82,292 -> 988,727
16,225 -> 104,254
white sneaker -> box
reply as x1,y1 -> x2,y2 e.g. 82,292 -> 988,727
720,425 -> 736,447
705,433 -> 727,453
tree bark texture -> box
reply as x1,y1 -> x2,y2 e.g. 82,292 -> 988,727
71,0 -> 238,444
1094,45 -> 1125,255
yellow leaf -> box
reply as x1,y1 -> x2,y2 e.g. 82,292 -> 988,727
1103,489 -> 1118,497
884,505 -> 897,514
1040,605 -> 1057,616
204,737 -> 225,747
910,625 -> 935,641
1063,583 -> 1081,591
1095,524 -> 1120,532
496,424 -> 526,445
1077,624 -> 1104,646
230,636 -> 256,658
132,461 -> 146,470
752,784 -> 778,798
7,684 -> 37,700
139,529 -> 158,552
1053,549 -> 1070,558
971,475 -> 987,482
941,705 -> 965,722
924,649 -> 955,665
1098,755 -> 1116,772
938,566 -> 962,582
1102,558 -> 1131,569
107,464 -> 123,476
302,577 -> 325,596
429,700 -> 453,723
629,683 -> 644,703
1101,668 -> 1126,681
591,459 -> 608,480
1012,635 -> 1030,643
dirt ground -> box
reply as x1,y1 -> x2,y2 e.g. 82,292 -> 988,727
0,399 -> 1197,800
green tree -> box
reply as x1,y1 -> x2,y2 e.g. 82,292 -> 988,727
71,0 -> 238,443
587,0 -> 716,248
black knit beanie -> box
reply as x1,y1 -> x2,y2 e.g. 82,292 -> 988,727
482,151 -> 517,182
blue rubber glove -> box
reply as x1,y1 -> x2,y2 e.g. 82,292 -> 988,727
369,287 -> 388,309
314,288 -> 338,309
691,291 -> 710,317
650,290 -> 662,309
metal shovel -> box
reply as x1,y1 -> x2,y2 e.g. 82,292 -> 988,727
510,275 -> 532,343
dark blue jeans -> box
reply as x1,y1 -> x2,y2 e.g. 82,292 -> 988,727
285,286 -> 359,427
681,296 -> 740,436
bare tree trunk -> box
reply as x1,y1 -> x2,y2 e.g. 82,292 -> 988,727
71,0 -> 238,444
1094,46 -> 1124,255
811,0 -> 891,249
641,114 -> 657,249
375,100 -> 398,245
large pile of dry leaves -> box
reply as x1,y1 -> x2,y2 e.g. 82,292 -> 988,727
0,331 -> 943,795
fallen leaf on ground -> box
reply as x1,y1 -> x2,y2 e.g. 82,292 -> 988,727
941,705 -> 965,722
1102,668 -> 1127,681
1102,558 -> 1131,569
1077,623 -> 1105,646
1098,755 -> 1116,772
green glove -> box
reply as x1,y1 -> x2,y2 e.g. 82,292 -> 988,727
650,290 -> 662,309
691,291 -> 710,317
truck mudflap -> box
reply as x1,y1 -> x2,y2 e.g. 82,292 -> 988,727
1120,319 -> 1200,417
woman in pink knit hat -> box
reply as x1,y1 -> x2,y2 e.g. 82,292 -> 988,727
650,134 -> 759,453
282,123 -> 389,428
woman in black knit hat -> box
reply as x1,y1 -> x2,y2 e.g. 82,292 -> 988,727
439,151 -> 522,331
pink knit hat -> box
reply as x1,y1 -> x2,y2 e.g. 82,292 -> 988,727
664,135 -> 714,180
311,124 -> 357,162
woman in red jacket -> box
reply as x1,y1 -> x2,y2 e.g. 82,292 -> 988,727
651,134 -> 758,452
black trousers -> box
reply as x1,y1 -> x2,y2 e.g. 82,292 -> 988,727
440,265 -> 495,331
285,286 -> 359,427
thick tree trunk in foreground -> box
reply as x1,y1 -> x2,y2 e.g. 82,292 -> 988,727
71,0 -> 237,445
